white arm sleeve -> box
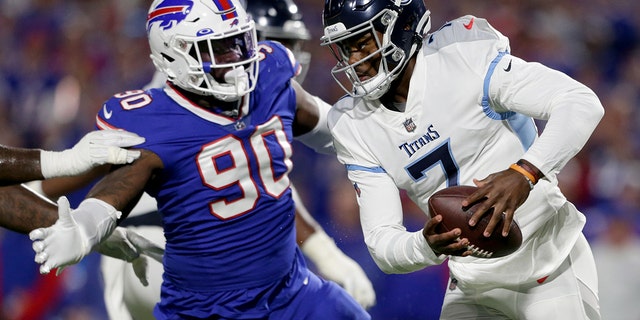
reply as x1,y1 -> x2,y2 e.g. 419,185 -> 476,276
489,56 -> 604,180
349,169 -> 446,274
294,96 -> 335,155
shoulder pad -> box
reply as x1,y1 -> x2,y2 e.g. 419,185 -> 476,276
257,40 -> 298,81
332,95 -> 354,111
327,95 -> 355,126
426,15 -> 510,52
261,40 -> 297,69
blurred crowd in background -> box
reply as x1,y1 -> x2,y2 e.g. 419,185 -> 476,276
0,0 -> 639,319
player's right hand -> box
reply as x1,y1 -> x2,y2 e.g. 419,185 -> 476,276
301,230 -> 376,309
29,196 -> 93,274
40,129 -> 145,179
422,215 -> 472,257
463,170 -> 530,237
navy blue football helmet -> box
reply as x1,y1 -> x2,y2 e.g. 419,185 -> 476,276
246,0 -> 311,83
321,0 -> 431,100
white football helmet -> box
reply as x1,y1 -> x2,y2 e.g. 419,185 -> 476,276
147,0 -> 259,101
321,0 -> 431,100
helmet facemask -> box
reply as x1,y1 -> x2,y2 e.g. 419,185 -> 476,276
324,9 -> 403,100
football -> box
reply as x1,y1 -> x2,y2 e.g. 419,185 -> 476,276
427,185 -> 522,258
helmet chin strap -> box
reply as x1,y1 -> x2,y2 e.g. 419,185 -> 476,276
356,71 -> 390,101
224,67 -> 248,87
207,67 -> 249,102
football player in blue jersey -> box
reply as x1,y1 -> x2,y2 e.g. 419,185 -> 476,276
29,0 -> 370,319
321,0 -> 603,319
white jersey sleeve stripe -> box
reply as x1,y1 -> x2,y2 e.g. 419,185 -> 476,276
481,51 -> 513,120
346,164 -> 387,173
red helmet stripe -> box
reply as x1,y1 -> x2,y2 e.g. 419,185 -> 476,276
212,0 -> 238,20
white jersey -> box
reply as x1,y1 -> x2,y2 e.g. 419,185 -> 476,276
328,16 -> 603,289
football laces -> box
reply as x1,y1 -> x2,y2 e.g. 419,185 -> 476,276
467,243 -> 493,258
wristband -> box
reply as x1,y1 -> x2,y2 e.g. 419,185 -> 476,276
509,164 -> 535,190
516,160 -> 541,183
40,150 -> 65,179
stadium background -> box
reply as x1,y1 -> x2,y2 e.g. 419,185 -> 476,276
0,0 -> 638,319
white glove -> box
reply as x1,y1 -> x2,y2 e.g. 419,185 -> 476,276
302,230 -> 377,309
40,130 -> 145,179
30,197 -> 120,275
96,227 -> 164,286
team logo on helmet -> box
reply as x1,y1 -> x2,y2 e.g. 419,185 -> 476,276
147,0 -> 194,32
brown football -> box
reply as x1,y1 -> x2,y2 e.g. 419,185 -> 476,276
427,185 -> 522,258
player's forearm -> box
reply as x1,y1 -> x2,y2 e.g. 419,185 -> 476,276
0,185 -> 57,233
365,226 -> 446,274
347,170 -> 439,272
292,185 -> 321,245
523,90 -> 603,180
86,150 -> 159,218
0,146 -> 43,184
295,210 -> 317,245
292,82 -> 335,155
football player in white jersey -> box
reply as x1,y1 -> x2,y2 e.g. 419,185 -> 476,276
321,0 -> 604,319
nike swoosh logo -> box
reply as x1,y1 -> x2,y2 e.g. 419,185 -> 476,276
463,18 -> 474,30
102,105 -> 113,119
504,60 -> 512,72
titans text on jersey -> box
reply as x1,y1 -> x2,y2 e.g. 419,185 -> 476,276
398,124 -> 441,158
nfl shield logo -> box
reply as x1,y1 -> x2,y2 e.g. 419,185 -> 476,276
234,121 -> 246,130
403,118 -> 417,132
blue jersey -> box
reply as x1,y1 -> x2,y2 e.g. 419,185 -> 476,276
96,41 -> 299,291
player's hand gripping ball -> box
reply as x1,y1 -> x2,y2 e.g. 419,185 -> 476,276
428,185 -> 522,258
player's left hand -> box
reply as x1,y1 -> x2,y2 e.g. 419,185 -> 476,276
462,168 -> 531,237
301,231 -> 376,309
422,214 -> 472,257
95,226 -> 165,286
